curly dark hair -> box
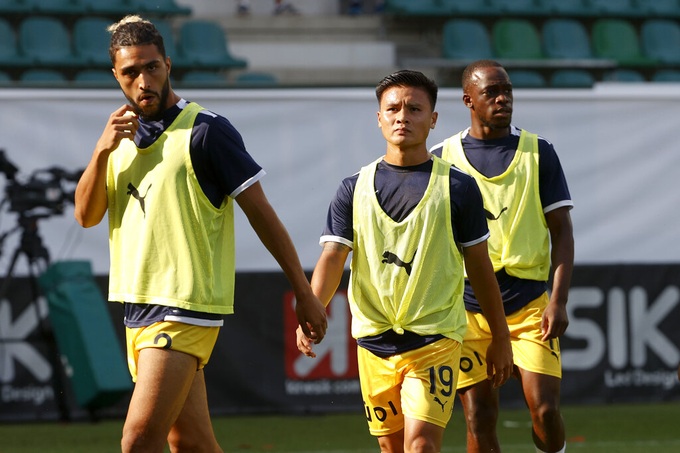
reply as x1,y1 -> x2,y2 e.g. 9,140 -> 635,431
108,15 -> 166,65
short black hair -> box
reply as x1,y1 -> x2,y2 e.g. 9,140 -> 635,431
461,59 -> 505,90
108,15 -> 166,65
375,70 -> 438,110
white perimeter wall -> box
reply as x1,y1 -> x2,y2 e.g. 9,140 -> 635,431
0,83 -> 678,275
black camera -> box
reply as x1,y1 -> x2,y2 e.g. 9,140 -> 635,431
0,149 -> 82,217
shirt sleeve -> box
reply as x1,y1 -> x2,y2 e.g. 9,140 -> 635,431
450,167 -> 490,247
190,111 -> 264,207
538,138 -> 573,213
429,141 -> 444,158
319,174 -> 357,248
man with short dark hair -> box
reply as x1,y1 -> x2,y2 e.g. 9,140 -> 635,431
431,59 -> 574,453
74,15 -> 327,452
298,69 -> 513,453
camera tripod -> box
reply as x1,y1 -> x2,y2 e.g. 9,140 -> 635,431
0,214 -> 70,420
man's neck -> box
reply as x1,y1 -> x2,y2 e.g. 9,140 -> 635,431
468,124 -> 510,140
384,144 -> 430,167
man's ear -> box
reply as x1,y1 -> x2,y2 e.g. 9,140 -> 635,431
463,93 -> 473,108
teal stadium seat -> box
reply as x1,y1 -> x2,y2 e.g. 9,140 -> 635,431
441,19 -> 493,61
550,69 -> 595,88
73,17 -> 112,67
74,69 -> 117,87
492,19 -> 544,60
603,69 -> 646,82
588,0 -> 638,15
506,70 -> 546,88
635,0 -> 680,17
180,70 -> 229,87
640,20 -> 680,64
487,0 -> 550,15
24,0 -> 80,14
591,19 -> 655,66
0,70 -> 12,84
439,0 -> 489,14
20,69 -> 68,85
154,19 -> 189,68
652,69 -> 680,82
543,0 -> 593,15
19,17 -> 80,66
384,0 -> 449,15
177,20 -> 247,70
235,71 -> 279,86
0,18 -> 28,68
127,0 -> 192,16
0,0 -> 29,13
78,0 -> 130,15
542,19 -> 594,59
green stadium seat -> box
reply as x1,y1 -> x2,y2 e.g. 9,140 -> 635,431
73,17 -> 112,67
591,19 -> 655,66
177,20 -> 247,70
492,19 -> 544,60
384,0 -> 449,15
0,17 -> 29,67
506,70 -> 546,88
441,19 -> 493,61
603,69 -> 646,82
550,69 -> 595,88
640,20 -> 680,64
652,69 -> 680,82
542,18 -> 593,59
19,17 -> 81,66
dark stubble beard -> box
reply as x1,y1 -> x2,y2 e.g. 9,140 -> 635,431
125,76 -> 171,122
481,112 -> 512,131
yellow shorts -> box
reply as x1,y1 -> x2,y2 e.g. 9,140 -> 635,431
358,337 -> 461,437
457,292 -> 561,389
125,321 -> 220,382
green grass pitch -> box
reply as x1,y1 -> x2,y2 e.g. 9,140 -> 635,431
1,402 -> 679,452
